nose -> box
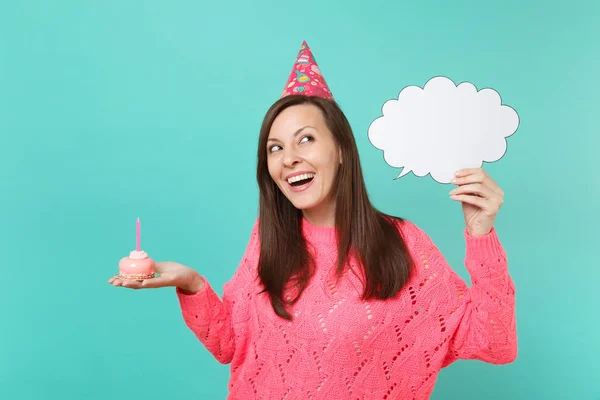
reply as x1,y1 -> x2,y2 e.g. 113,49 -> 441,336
282,147 -> 301,168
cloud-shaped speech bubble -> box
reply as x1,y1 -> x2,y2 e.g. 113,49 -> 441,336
368,76 -> 519,184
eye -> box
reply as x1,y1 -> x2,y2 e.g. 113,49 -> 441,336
299,135 -> 314,144
268,144 -> 281,153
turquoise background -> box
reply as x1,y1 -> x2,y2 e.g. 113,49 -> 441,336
1,1 -> 598,399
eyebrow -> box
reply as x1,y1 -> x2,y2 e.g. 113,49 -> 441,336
267,126 -> 315,143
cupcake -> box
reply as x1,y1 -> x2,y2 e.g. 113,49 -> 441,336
117,217 -> 155,280
118,250 -> 155,280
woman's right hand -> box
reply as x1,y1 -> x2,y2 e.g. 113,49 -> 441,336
108,261 -> 205,293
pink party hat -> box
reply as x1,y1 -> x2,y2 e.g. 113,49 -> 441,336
281,41 -> 334,100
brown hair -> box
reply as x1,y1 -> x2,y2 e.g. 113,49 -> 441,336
256,95 -> 414,320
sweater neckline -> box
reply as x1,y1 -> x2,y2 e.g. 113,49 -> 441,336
301,217 -> 337,244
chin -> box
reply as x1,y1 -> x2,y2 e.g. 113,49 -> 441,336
286,194 -> 320,211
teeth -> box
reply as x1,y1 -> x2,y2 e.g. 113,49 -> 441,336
287,173 -> 315,184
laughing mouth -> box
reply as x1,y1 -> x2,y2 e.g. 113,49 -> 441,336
287,172 -> 315,187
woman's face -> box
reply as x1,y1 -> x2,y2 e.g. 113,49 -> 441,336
266,104 -> 341,223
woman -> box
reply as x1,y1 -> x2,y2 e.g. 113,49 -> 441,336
109,42 -> 517,399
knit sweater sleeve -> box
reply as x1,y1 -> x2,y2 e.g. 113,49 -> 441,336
175,219 -> 259,364
403,221 -> 518,367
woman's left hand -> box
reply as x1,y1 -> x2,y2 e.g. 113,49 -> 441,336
449,168 -> 504,237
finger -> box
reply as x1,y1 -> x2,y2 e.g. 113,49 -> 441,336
108,274 -> 128,284
452,183 -> 502,203
451,193 -> 503,213
453,169 -> 502,196
450,183 -> 495,199
454,168 -> 486,179
121,279 -> 145,289
452,169 -> 485,185
450,193 -> 488,209
111,277 -> 125,286
139,276 -> 171,289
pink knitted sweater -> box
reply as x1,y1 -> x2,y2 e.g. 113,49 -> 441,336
176,217 -> 517,399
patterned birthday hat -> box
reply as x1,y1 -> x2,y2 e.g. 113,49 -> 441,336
281,41 -> 334,100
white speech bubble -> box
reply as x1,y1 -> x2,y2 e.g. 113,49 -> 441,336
368,76 -> 519,184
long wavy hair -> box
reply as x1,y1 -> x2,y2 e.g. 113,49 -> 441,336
256,95 -> 414,320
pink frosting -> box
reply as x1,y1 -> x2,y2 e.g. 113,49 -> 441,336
128,250 -> 149,259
